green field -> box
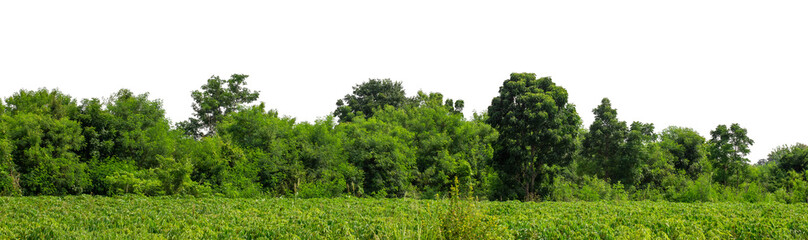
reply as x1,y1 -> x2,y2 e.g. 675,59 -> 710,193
1,196 -> 807,239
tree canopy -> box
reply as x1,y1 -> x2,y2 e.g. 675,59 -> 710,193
179,74 -> 260,138
2,73 -> 806,204
334,79 -> 408,122
487,73 -> 581,200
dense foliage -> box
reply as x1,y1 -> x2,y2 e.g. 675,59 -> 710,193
1,196 -> 807,239
0,73 -> 806,203
487,73 -> 581,200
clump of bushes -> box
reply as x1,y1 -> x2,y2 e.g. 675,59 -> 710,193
441,177 -> 511,239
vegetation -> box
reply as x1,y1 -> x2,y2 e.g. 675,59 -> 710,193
0,72 -> 806,204
487,73 -> 581,200
1,196 -> 807,239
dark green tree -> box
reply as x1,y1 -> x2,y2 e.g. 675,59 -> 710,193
487,73 -> 581,200
709,123 -> 754,184
179,74 -> 260,138
334,79 -> 408,122
581,98 -> 628,181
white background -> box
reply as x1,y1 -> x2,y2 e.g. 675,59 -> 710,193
2,1 -> 807,162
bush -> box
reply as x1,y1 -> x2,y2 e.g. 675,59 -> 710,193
675,174 -> 717,202
441,177 -> 511,239
550,176 -> 627,201
297,177 -> 347,198
103,170 -> 161,195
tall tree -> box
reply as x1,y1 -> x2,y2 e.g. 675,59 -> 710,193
334,79 -> 408,122
178,74 -> 260,138
709,123 -> 754,184
581,98 -> 628,181
487,73 -> 581,200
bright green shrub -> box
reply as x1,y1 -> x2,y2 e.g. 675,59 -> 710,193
339,115 -> 416,197
676,174 -> 718,202
441,177 -> 511,239
3,113 -> 89,195
0,132 -> 20,196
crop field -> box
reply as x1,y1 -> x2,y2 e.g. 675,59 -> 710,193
1,196 -> 807,239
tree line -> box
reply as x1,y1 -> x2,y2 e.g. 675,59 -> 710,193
0,73 -> 806,202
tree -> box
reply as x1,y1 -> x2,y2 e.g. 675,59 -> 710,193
709,123 -> 754,184
620,121 -> 656,186
659,126 -> 707,179
77,89 -> 173,166
773,143 -> 808,173
581,98 -> 628,181
2,113 -> 89,195
4,88 -> 79,119
334,79 -> 408,122
1,89 -> 89,195
339,114 -> 416,197
179,74 -> 260,138
487,73 -> 581,200
217,103 -> 301,194
372,91 -> 497,197
580,98 -> 657,186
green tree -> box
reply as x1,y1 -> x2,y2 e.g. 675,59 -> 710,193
217,103 -> 301,194
2,113 -> 89,195
1,89 -> 89,195
774,143 -> 808,173
659,126 -> 708,179
179,74 -> 260,138
339,114 -> 416,197
74,89 -> 176,194
487,73 -> 581,200
372,91 -> 498,197
334,79 -> 408,122
709,123 -> 754,185
581,98 -> 657,186
77,90 -> 173,165
581,98 -> 628,181
620,121 -> 656,186
218,103 -> 361,197
4,89 -> 79,119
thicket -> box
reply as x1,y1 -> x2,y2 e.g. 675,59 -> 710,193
1,73 -> 806,203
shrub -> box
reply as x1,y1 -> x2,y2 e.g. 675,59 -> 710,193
676,174 -> 717,202
441,177 -> 511,239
